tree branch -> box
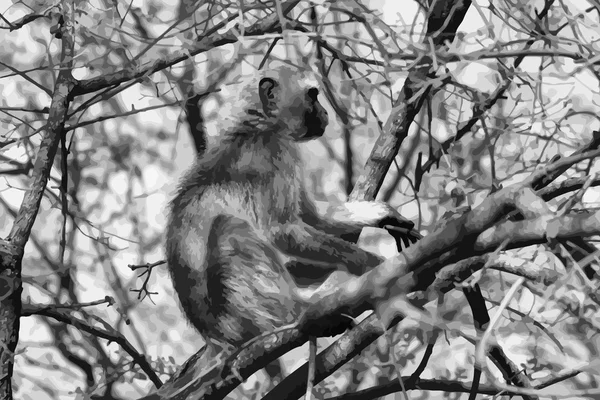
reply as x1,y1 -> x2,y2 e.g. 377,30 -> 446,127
0,1 -> 77,397
21,302 -> 162,388
72,1 -> 300,97
349,0 -> 472,201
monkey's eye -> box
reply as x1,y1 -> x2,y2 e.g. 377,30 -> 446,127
307,88 -> 319,101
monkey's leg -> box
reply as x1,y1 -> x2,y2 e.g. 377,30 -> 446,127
206,215 -> 304,344
285,258 -> 340,287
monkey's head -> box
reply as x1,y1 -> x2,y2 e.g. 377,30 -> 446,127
217,66 -> 329,142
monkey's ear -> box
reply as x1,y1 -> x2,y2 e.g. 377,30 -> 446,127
259,77 -> 277,117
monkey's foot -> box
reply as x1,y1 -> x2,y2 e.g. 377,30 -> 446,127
300,311 -> 356,337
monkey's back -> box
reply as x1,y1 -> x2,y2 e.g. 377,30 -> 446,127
166,134 -> 307,344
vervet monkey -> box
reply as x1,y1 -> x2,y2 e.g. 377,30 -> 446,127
166,65 -> 419,348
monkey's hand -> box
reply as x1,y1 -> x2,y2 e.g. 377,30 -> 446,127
383,223 -> 422,251
342,201 -> 421,249
339,201 -> 412,229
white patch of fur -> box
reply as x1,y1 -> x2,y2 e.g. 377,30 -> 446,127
330,201 -> 389,226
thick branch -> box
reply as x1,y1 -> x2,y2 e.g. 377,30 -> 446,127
301,144 -> 600,335
0,2 -> 77,398
349,0 -> 472,201
8,31 -> 75,248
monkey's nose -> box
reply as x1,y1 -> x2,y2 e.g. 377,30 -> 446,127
307,87 -> 319,101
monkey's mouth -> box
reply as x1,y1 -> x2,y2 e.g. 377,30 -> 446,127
302,112 -> 327,139
300,102 -> 328,140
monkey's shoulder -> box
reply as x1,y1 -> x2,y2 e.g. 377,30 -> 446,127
170,161 -> 301,223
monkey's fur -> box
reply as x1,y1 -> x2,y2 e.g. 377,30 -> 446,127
166,66 -> 418,347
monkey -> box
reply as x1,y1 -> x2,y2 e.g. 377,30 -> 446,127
165,65 -> 420,349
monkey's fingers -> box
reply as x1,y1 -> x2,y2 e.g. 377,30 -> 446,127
384,225 -> 422,241
384,225 -> 422,251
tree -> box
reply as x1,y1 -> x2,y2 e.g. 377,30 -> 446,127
1,0 -> 599,399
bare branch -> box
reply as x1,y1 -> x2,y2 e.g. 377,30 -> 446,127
1,1 -> 78,396
72,1 -> 301,97
0,9 -> 53,31
21,302 -> 162,388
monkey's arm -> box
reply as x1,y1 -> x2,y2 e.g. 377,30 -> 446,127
299,190 -> 420,245
273,222 -> 384,276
